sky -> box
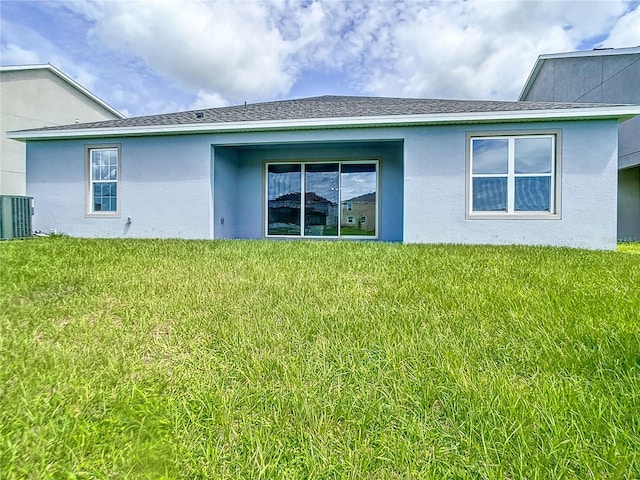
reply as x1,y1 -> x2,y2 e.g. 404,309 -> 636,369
1,0 -> 639,118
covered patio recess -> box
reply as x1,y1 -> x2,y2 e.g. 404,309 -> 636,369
212,140 -> 404,241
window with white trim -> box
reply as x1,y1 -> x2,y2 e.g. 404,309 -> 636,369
467,133 -> 560,218
266,161 -> 378,238
87,145 -> 120,215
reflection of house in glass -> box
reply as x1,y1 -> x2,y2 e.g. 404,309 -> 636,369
341,192 -> 376,234
305,192 -> 338,235
268,192 -> 337,235
268,192 -> 300,234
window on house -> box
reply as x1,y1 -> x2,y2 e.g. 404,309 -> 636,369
87,145 -> 120,215
467,133 -> 560,218
266,161 -> 378,238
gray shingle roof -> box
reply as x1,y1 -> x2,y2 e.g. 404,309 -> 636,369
21,95 -> 630,132
344,192 -> 376,203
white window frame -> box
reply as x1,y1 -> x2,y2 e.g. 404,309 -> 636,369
347,216 -> 355,224
264,159 -> 380,239
85,144 -> 121,217
466,131 -> 561,220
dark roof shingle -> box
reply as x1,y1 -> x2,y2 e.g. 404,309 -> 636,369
22,95 -> 629,133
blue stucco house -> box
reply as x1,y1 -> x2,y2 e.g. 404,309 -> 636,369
8,95 -> 639,249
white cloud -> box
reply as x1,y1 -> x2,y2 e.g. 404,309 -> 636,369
5,0 -> 638,115
0,43 -> 41,65
85,0 -> 305,103
190,90 -> 230,109
334,0 -> 634,100
63,63 -> 99,92
0,17 -> 45,65
601,4 -> 640,48
0,14 -> 99,91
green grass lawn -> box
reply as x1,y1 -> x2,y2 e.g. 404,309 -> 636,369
619,242 -> 640,254
1,238 -> 639,479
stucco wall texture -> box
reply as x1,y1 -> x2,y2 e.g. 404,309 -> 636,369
521,52 -> 640,241
26,119 -> 619,249
0,68 -> 120,195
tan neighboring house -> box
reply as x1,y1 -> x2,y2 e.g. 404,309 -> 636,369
0,64 -> 124,195
341,192 -> 376,234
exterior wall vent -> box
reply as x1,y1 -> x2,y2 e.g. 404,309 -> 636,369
0,196 -> 33,239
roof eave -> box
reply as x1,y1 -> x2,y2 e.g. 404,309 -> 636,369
519,47 -> 640,101
7,106 -> 640,141
0,64 -> 126,119
518,57 -> 545,100
537,46 -> 640,60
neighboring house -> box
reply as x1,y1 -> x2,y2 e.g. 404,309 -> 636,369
0,64 -> 124,195
7,95 -> 639,249
269,191 -> 338,236
341,192 -> 376,235
519,47 -> 640,241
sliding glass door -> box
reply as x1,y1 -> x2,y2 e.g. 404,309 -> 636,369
340,163 -> 377,237
267,161 -> 378,238
267,164 -> 302,235
304,163 -> 339,236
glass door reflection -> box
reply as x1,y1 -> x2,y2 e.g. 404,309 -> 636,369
268,164 -> 301,235
340,164 -> 377,236
266,161 -> 378,238
304,163 -> 339,236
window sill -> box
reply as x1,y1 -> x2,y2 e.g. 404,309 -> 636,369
85,212 -> 121,218
265,234 -> 379,240
466,212 -> 561,220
